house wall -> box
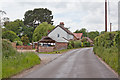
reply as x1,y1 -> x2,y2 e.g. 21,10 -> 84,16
55,42 -> 68,50
48,27 -> 74,40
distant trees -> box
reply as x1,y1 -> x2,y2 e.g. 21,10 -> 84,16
88,31 -> 99,41
4,19 -> 25,37
33,22 -> 55,42
74,28 -> 87,37
24,8 -> 53,29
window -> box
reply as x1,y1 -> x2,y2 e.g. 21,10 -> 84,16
58,34 -> 60,37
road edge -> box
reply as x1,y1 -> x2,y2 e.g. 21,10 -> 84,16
95,54 -> 118,77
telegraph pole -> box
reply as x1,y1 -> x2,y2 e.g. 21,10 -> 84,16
110,23 -> 112,32
105,0 -> 107,32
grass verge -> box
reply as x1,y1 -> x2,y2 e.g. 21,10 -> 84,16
2,52 -> 40,78
93,46 -> 118,74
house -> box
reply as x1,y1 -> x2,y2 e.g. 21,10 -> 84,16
73,33 -> 83,40
37,22 -> 77,52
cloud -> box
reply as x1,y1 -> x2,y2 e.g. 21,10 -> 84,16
0,0 -> 119,32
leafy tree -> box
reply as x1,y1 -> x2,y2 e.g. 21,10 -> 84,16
74,28 -> 87,37
2,30 -> 20,42
4,19 -> 25,37
24,8 -> 53,29
33,22 -> 55,42
100,31 -> 105,34
22,26 -> 34,42
21,35 -> 30,45
88,31 -> 99,41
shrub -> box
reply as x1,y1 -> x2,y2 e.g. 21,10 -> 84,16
21,35 -> 29,45
2,39 -> 18,57
93,31 -> 120,74
2,30 -> 20,42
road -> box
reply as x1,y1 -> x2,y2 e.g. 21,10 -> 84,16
23,48 -> 117,78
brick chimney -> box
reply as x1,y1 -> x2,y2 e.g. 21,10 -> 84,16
59,22 -> 64,27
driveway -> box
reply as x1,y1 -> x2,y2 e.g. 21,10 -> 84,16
22,47 -> 117,78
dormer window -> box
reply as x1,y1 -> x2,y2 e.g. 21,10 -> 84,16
58,34 -> 60,37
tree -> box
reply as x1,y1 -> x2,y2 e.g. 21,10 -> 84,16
2,30 -> 20,42
4,19 -> 25,37
21,35 -> 30,45
100,31 -> 105,34
74,28 -> 87,37
22,26 -> 34,42
33,22 -> 55,42
88,31 -> 99,41
24,8 -> 53,29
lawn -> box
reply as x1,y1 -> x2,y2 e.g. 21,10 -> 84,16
2,52 -> 40,78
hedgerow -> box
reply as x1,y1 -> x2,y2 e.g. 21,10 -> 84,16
93,31 -> 120,74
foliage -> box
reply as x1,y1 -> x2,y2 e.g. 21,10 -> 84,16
4,19 -> 25,37
93,31 -> 120,74
2,30 -> 20,42
21,35 -> 30,45
68,41 -> 73,49
2,52 -> 40,78
74,28 -> 87,37
100,31 -> 105,34
33,22 -> 55,42
24,8 -> 53,29
2,39 -> 40,78
22,26 -> 34,42
68,40 -> 91,49
88,31 -> 99,41
2,39 -> 18,57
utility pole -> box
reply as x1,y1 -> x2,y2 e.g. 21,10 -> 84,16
105,0 -> 107,32
110,23 -> 112,32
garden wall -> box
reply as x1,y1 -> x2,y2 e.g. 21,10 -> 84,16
16,45 -> 33,50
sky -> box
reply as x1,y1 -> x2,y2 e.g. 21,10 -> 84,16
0,0 -> 119,32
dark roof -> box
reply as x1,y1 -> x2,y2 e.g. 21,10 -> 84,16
38,36 -> 56,43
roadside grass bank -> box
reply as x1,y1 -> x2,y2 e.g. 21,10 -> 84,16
93,31 -> 119,74
2,39 -> 41,78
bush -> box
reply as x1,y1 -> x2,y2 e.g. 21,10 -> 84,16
2,39 -> 40,78
2,39 -> 18,57
21,35 -> 29,45
93,31 -> 120,74
2,30 -> 20,42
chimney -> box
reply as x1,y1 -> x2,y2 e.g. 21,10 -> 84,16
59,22 -> 64,27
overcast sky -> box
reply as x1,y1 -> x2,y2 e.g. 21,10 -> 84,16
0,0 -> 119,32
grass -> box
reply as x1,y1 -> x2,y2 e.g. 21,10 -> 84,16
39,49 -> 72,54
2,52 -> 40,78
93,46 -> 118,74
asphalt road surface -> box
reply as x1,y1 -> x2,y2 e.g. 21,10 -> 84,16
23,48 -> 117,78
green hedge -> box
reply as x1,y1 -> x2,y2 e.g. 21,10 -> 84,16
2,39 -> 40,78
68,40 -> 91,49
93,31 -> 120,74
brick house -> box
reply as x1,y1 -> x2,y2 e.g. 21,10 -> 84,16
37,22 -> 77,52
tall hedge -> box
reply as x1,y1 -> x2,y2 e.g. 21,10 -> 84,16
93,31 -> 120,74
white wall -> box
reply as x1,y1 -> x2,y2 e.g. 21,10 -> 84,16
48,26 -> 74,41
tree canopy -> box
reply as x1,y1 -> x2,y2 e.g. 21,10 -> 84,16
88,31 -> 99,41
2,30 -> 20,42
33,22 -> 55,42
74,28 -> 88,37
24,8 -> 53,29
4,19 -> 25,37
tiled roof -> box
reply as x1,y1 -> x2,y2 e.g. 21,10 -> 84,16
73,33 -> 83,39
